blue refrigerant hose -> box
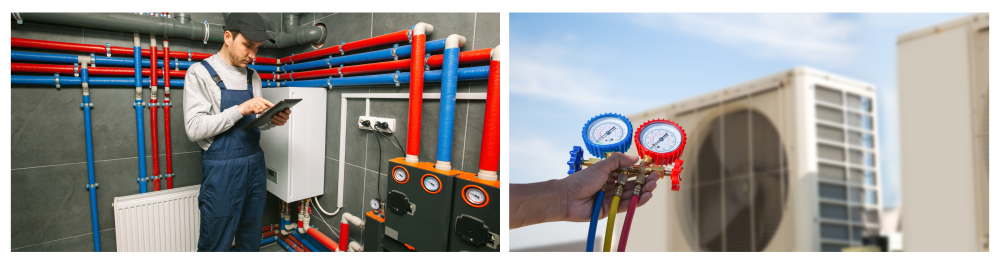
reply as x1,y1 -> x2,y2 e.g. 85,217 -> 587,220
587,190 -> 605,252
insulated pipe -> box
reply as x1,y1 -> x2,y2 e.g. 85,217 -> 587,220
149,35 -> 161,192
275,235 -> 296,252
405,22 -> 433,163
14,13 -> 226,44
287,233 -> 310,252
427,48 -> 493,68
338,222 -> 349,252
11,38 -> 279,64
162,38 -> 175,189
477,45 -> 502,180
261,236 -> 277,246
133,33 -> 149,194
302,230 -> 332,252
11,51 -> 195,69
277,66 -> 489,88
260,13 -> 327,49
435,34 -> 466,171
305,227 -> 339,252
292,231 -> 320,252
11,75 -> 184,87
280,39 -> 448,73
273,47 -> 491,81
81,68 -> 101,252
280,29 -> 411,63
11,62 -> 187,77
281,235 -> 303,252
262,230 -> 277,239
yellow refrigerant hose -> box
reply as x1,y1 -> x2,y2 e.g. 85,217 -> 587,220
603,195 -> 621,252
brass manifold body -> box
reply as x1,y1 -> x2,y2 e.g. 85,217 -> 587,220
585,155 -> 677,197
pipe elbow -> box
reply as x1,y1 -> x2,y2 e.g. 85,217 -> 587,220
491,44 -> 503,62
341,212 -> 364,227
348,241 -> 363,252
413,22 -> 434,35
445,34 -> 466,49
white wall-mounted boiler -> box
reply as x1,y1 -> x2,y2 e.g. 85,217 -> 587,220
261,87 -> 327,203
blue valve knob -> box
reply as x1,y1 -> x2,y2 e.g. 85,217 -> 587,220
567,146 -> 584,174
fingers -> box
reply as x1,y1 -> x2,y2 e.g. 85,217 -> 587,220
592,152 -> 640,174
257,97 -> 274,108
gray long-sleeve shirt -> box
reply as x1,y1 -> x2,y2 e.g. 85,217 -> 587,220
183,53 -> 274,151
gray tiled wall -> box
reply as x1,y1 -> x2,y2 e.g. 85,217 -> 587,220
10,12 -> 500,252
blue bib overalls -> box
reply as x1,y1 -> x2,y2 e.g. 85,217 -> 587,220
196,61 -> 268,252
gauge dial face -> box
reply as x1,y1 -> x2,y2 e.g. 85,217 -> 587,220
370,199 -> 380,210
393,167 -> 407,183
422,175 -> 440,192
587,117 -> 629,145
466,187 -> 486,205
639,122 -> 683,153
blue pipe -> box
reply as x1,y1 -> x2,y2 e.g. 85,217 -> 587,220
82,69 -> 101,252
436,47 -> 460,163
281,39 -> 448,73
134,46 -> 148,194
261,236 -> 277,246
275,236 -> 296,252
301,230 -> 332,252
292,231 -> 320,252
279,66 -> 491,88
586,190 -> 605,252
11,75 -> 184,87
247,64 -> 281,73
12,51 -> 194,69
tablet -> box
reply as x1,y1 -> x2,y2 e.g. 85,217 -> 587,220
242,98 -> 302,130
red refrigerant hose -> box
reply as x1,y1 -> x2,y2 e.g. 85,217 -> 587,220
150,37 -> 160,192
162,38 -> 174,189
478,59 -> 501,173
617,196 -> 640,252
280,29 -> 410,63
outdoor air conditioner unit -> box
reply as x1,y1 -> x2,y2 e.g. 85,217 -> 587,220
621,67 -> 883,252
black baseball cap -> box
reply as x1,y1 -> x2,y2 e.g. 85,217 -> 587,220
224,13 -> 276,43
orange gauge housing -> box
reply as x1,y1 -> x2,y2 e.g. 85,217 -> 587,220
392,166 -> 409,184
634,119 -> 687,166
421,174 -> 442,194
461,185 -> 490,208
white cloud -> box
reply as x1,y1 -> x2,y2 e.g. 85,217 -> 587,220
510,43 -> 627,108
509,136 -> 574,184
631,13 -> 858,65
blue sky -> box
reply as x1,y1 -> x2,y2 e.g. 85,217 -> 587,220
509,13 -> 971,250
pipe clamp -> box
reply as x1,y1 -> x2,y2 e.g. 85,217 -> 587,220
174,58 -> 179,70
424,54 -> 431,71
80,103 -> 94,108
290,53 -> 294,64
393,71 -> 401,87
407,27 -> 413,43
339,42 -> 346,55
187,49 -> 192,61
89,53 -> 96,67
391,44 -> 399,60
13,12 -> 23,24
74,63 -> 80,77
327,79 -> 332,90
252,57 -> 256,65
105,43 -> 111,57
85,183 -> 99,189
54,74 -> 60,88
202,20 -> 210,45
290,71 -> 294,81
327,56 -> 332,68
338,65 -> 343,77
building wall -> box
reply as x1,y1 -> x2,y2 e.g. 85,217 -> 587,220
10,12 -> 500,251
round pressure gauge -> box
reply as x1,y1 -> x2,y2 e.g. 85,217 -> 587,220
421,175 -> 441,194
370,199 -> 380,210
392,166 -> 409,184
581,113 -> 633,159
635,119 -> 687,166
462,185 -> 489,207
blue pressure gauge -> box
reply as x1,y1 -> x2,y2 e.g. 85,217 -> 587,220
581,113 -> 633,159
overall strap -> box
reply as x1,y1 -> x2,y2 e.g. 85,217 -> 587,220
200,60 -> 228,90
245,67 -> 255,84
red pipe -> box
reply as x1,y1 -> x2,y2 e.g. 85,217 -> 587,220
427,48 -> 493,68
11,63 -> 187,77
11,37 -> 280,64
281,59 -> 411,81
478,59 -> 500,173
262,224 -> 278,232
306,227 -> 339,252
150,37 -> 160,192
617,196 -> 640,252
262,230 -> 276,239
163,38 -> 174,189
280,234 -> 303,252
287,234 -> 311,252
280,29 -> 410,63
405,33 -> 426,161
339,222 -> 349,252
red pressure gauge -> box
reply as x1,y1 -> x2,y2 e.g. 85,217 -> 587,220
635,119 -> 687,190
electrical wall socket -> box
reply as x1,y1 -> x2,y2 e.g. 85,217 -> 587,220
358,116 -> 396,133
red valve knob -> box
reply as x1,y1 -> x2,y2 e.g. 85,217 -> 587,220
670,159 -> 684,191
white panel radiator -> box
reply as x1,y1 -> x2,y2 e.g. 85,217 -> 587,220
113,185 -> 200,252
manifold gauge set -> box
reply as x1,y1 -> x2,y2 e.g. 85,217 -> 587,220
568,113 -> 687,252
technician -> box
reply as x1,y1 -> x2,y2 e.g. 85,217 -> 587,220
183,13 -> 291,252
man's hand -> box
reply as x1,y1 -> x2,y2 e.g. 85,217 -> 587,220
561,152 -> 658,222
271,109 -> 291,126
238,97 -> 274,116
